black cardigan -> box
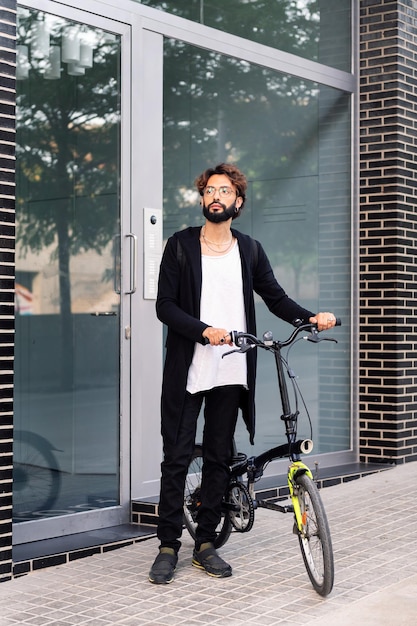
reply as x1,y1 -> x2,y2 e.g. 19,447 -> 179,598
156,226 -> 314,445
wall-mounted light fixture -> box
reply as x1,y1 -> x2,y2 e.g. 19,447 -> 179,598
16,16 -> 99,81
31,20 -> 50,58
61,26 -> 80,64
16,44 -> 30,80
44,46 -> 61,80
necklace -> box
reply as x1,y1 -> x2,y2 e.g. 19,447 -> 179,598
201,226 -> 234,253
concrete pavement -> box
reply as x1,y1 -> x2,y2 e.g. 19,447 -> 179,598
0,461 -> 416,625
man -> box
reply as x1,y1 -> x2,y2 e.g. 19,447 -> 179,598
149,163 -> 337,584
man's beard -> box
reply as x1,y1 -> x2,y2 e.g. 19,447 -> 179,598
202,201 -> 237,223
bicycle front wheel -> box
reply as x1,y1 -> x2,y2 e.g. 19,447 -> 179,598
293,473 -> 334,596
183,445 -> 232,549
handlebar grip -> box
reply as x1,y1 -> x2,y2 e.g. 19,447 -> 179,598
335,318 -> 342,326
229,330 -> 242,345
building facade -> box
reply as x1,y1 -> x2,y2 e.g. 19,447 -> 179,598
0,0 -> 416,582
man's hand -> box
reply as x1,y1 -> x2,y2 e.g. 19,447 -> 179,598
202,327 -> 232,345
309,313 -> 336,332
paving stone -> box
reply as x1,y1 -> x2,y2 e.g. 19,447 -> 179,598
0,462 -> 416,625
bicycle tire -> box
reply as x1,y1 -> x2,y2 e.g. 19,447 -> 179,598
183,445 -> 232,549
293,473 -> 334,596
13,430 -> 61,519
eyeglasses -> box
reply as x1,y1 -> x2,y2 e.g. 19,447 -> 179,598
203,185 -> 236,198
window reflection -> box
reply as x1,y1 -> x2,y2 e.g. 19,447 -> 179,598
162,39 -> 351,456
16,10 -> 121,320
139,0 -> 351,72
14,8 -> 121,522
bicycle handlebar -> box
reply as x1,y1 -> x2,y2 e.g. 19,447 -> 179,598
224,318 -> 341,356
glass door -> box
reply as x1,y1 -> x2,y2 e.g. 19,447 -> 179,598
161,37 -> 352,462
14,2 -> 132,543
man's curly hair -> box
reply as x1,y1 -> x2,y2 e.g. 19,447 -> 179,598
195,163 -> 247,219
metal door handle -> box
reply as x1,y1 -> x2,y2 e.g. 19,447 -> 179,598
113,234 -> 121,294
126,233 -> 137,294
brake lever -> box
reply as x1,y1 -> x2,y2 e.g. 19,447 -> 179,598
222,343 -> 255,358
306,334 -> 338,344
305,326 -> 338,344
323,337 -> 338,344
222,348 -> 241,358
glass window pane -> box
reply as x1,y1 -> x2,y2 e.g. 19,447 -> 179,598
162,39 -> 351,457
138,0 -> 351,72
15,8 -> 121,521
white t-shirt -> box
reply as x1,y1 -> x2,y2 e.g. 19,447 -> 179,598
186,241 -> 247,394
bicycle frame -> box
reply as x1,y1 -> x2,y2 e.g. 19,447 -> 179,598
227,324 -> 336,513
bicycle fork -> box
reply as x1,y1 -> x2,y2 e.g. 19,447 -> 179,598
288,460 -> 314,532
247,456 -> 314,523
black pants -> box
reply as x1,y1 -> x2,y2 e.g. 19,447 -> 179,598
157,385 -> 242,553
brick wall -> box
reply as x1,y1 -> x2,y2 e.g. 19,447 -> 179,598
317,85 -> 351,452
359,0 -> 417,464
0,0 -> 16,582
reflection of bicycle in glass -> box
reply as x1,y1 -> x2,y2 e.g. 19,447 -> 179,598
13,430 -> 61,518
184,321 -> 341,597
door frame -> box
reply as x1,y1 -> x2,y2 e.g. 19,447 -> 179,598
13,0 -> 134,544
126,0 -> 357,489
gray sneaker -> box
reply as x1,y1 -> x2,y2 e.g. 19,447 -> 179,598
149,549 -> 178,584
192,544 -> 232,578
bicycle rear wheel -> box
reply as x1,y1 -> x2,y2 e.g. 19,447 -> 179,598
183,445 -> 232,549
293,473 -> 334,596
13,430 -> 61,520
